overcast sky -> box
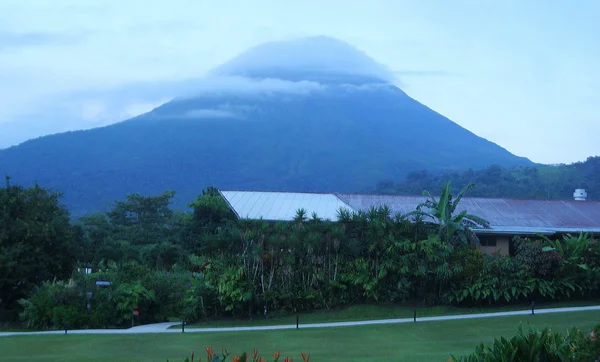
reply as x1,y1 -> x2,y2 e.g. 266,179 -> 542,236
0,0 -> 598,164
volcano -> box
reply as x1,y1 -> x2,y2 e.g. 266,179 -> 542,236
0,36 -> 532,215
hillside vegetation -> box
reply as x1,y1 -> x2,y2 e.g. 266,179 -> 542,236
373,156 -> 600,200
3,182 -> 600,332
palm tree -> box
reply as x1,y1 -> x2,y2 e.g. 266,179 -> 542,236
293,208 -> 308,225
414,181 -> 489,245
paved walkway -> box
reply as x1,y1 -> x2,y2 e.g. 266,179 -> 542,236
2,305 -> 600,337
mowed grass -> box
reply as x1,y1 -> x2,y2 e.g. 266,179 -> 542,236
2,311 -> 600,362
177,300 -> 600,328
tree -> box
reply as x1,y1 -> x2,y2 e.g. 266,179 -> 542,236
114,281 -> 155,325
74,213 -> 113,264
415,181 -> 489,245
107,191 -> 176,245
189,187 -> 236,231
142,242 -> 185,269
0,183 -> 75,319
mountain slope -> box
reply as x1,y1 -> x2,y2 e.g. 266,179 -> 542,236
0,37 -> 532,215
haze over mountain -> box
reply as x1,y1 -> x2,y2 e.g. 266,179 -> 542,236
0,36 -> 532,215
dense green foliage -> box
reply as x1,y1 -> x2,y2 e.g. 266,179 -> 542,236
0,179 -> 76,321
3,182 -> 600,331
451,324 -> 600,362
374,156 -> 600,200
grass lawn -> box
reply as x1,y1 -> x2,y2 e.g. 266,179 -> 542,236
175,300 -> 600,328
2,310 -> 600,362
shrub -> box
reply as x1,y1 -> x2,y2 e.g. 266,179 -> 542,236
446,255 -> 529,305
582,239 -> 600,270
18,280 -> 88,330
52,305 -> 87,329
113,281 -> 156,325
454,246 -> 485,280
515,239 -> 562,279
450,324 -> 600,362
141,270 -> 188,322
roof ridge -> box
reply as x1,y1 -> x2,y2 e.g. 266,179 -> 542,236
220,190 -> 600,203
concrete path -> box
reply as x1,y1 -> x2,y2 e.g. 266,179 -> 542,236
2,305 -> 600,337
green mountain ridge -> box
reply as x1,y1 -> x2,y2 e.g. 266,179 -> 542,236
0,83 -> 533,216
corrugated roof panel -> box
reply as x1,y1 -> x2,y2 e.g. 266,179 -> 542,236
476,226 -> 600,235
336,194 -> 600,230
335,194 -> 427,215
220,191 -> 353,221
221,191 -> 600,232
262,192 -> 284,219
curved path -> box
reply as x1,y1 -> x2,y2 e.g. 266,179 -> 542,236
2,305 -> 600,337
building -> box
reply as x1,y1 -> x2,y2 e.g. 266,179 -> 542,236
219,189 -> 600,256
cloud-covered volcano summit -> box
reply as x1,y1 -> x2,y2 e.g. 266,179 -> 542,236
212,36 -> 395,84
0,36 -> 532,215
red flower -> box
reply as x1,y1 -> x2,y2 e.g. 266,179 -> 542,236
273,352 -> 281,360
258,358 -> 265,362
205,346 -> 214,360
284,357 -> 293,362
232,356 -> 241,362
301,352 -> 309,362
254,348 -> 259,358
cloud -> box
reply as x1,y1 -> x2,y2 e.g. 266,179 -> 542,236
213,36 -> 396,83
185,109 -> 237,118
0,95 -> 170,148
71,98 -> 171,125
0,71 -> 330,149
394,70 -> 460,77
150,109 -> 240,121
0,32 -> 78,49
122,101 -> 171,119
145,74 -> 333,121
180,76 -> 325,97
0,73 -> 326,148
79,100 -> 106,121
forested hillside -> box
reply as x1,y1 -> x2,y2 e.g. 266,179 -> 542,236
373,156 -> 600,200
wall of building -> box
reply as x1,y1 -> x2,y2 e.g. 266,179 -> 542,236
479,236 -> 510,256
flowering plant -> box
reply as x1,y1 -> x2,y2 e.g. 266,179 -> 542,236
175,347 -> 310,362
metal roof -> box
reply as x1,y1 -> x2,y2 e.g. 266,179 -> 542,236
336,194 -> 600,234
474,227 -> 600,236
218,190 -> 600,235
219,191 -> 353,221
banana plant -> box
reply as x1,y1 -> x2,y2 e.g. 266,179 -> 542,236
541,232 -> 591,270
410,181 -> 489,245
